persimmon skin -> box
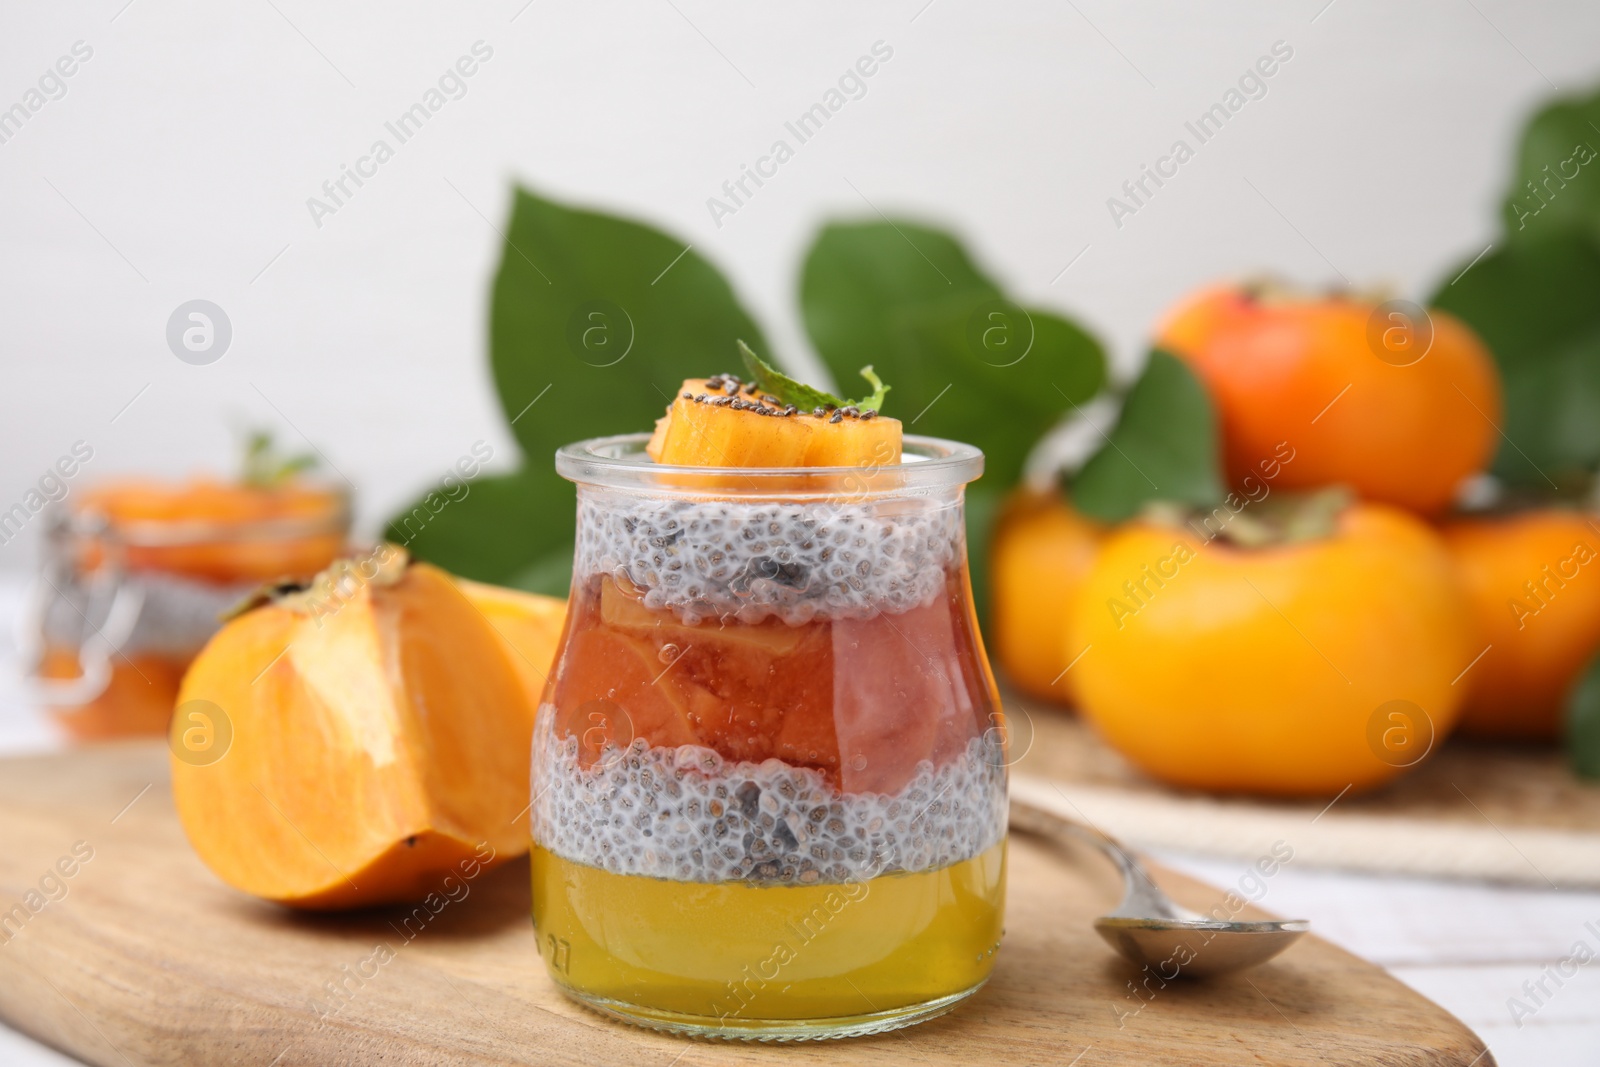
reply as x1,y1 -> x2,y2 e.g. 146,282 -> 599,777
1158,290 -> 1502,515
1441,509 -> 1600,742
1154,285 -> 1255,360
1071,503 -> 1473,796
988,489 -> 1102,705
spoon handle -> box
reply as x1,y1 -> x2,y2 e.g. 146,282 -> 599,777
1008,778 -> 1185,921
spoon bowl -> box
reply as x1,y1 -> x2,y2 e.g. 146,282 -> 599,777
1009,778 -> 1309,978
1093,915 -> 1310,979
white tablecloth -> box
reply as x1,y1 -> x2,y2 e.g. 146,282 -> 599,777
0,580 -> 1592,1066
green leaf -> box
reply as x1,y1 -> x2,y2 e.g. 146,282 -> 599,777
394,185 -> 766,584
1431,83 -> 1600,493
1566,651 -> 1600,779
1500,85 -> 1600,245
799,220 -> 1106,490
395,192 -> 1109,621
802,219 -> 998,372
799,219 -> 1107,616
505,547 -> 576,599
1070,350 -> 1224,523
962,480 -> 1006,623
385,467 -> 570,588
493,182 -> 768,460
1430,232 -> 1600,489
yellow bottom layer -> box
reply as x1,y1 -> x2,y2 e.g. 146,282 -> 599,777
531,842 -> 1006,1029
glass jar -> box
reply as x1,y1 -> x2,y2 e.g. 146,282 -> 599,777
530,433 -> 1008,1040
20,484 -> 349,739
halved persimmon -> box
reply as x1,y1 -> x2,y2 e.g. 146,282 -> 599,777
171,549 -> 535,909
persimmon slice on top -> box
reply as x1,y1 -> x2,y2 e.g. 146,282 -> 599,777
648,376 -> 901,468
646,344 -> 902,468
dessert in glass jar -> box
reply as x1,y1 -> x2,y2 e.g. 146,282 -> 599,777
21,461 -> 348,739
531,361 -> 1008,1040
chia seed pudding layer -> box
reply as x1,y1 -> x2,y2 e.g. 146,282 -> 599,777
573,495 -> 964,625
530,705 -> 1008,886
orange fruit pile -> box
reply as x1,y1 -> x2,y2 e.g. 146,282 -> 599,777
991,280 -> 1592,795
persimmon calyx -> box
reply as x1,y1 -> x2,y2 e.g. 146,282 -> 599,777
1235,277 -> 1396,307
224,543 -> 409,620
1143,487 -> 1352,548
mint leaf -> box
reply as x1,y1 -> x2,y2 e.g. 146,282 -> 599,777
737,340 -> 891,413
1070,349 -> 1224,523
856,367 -> 890,412
1567,651 -> 1600,779
240,429 -> 318,488
737,340 -> 843,410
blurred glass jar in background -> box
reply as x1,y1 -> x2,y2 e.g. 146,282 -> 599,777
19,478 -> 349,740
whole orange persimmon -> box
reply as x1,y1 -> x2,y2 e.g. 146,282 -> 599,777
1157,284 -> 1502,515
1071,500 -> 1473,795
989,488 -> 1102,704
1441,508 -> 1600,742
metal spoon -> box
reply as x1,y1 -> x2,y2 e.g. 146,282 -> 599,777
1009,782 -> 1309,978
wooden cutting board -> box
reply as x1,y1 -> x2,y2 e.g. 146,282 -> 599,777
0,743 -> 1491,1066
1013,700 -> 1600,887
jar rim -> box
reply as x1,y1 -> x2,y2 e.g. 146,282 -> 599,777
555,433 -> 984,495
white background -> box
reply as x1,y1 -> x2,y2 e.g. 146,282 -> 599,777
2,3 -> 1599,1064
2,0 -> 1597,571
